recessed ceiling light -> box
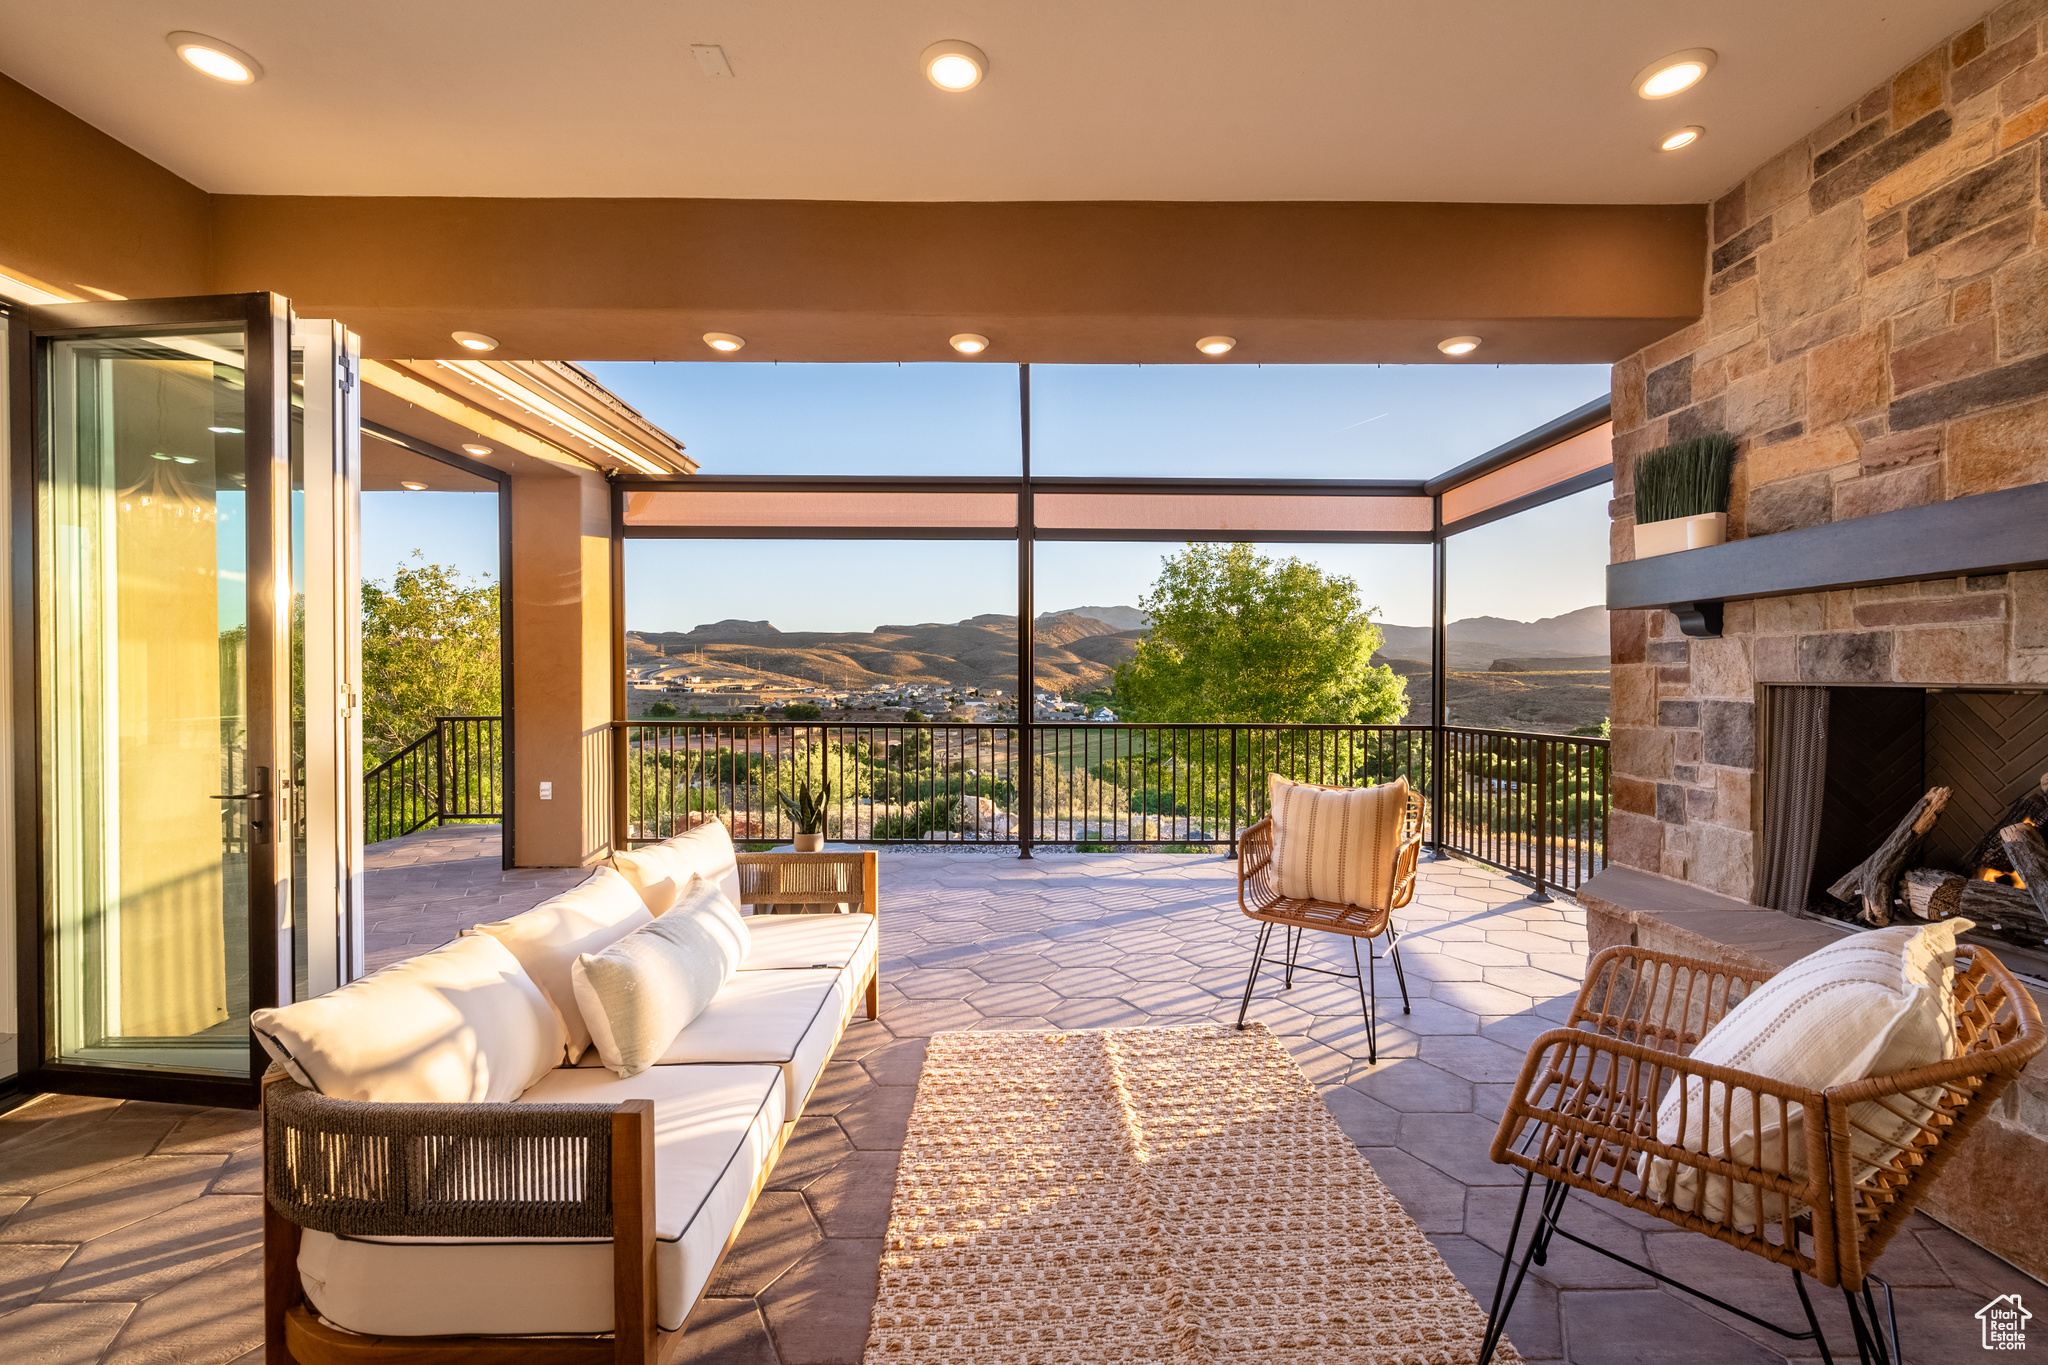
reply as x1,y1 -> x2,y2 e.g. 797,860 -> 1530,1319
703,332 -> 746,353
1196,335 -> 1236,356
451,331 -> 497,353
1438,336 -> 1482,356
949,333 -> 989,355
1634,49 -> 1716,100
1660,126 -> 1704,152
923,40 -> 987,91
460,442 -> 493,456
167,32 -> 262,84
400,481 -> 429,490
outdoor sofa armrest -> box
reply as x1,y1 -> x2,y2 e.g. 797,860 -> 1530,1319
262,1069 -> 660,1364
263,1071 -> 643,1240
735,849 -> 879,915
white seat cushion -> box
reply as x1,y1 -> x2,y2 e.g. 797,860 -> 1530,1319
576,968 -> 848,1113
252,934 -> 563,1104
739,913 -> 878,1007
610,820 -> 741,914
297,1063 -> 786,1336
468,866 -> 652,1065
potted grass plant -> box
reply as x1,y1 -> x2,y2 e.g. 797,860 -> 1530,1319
1632,433 -> 1735,559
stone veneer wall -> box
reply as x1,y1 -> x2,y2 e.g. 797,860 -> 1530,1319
1608,0 -> 2048,901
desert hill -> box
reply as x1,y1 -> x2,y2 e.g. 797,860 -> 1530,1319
627,601 -> 1611,730
631,610 -> 1141,696
1042,605 -> 1150,631
1375,605 -> 1608,670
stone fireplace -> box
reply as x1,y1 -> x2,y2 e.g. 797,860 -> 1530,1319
1593,3 -> 2048,1281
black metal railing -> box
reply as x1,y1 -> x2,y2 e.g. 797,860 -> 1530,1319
615,719 -> 1608,896
364,715 -> 504,843
1438,726 -> 1610,895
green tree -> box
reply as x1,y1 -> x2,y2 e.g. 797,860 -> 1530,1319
645,701 -> 678,718
784,702 -> 823,721
1113,543 -> 1407,724
361,555 -> 501,763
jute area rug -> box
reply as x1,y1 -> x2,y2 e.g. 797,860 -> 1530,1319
864,1023 -> 1523,1364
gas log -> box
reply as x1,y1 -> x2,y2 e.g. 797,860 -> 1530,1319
2001,821 -> 2048,923
1961,774 -> 2048,875
1828,787 -> 1950,927
1901,867 -> 2048,946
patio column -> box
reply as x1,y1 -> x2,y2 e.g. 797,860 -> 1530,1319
507,463 -> 616,866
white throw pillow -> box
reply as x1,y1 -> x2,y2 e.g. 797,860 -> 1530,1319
1645,918 -> 1971,1229
1267,774 -> 1409,908
572,875 -> 751,1078
251,934 -> 564,1104
610,819 -> 741,914
467,866 -> 652,1065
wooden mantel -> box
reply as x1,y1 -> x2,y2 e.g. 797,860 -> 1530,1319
1608,481 -> 2048,636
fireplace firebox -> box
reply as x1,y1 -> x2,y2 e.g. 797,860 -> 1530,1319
1759,684 -> 2048,978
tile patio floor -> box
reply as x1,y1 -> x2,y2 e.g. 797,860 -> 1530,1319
0,827 -> 2036,1365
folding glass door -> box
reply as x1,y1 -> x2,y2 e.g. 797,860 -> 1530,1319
8,294 -> 360,1104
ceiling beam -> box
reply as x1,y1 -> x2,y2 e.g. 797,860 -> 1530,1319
212,196 -> 1705,364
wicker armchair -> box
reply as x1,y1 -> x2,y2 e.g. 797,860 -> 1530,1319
1233,789 -> 1424,1063
1479,941 -> 2045,1365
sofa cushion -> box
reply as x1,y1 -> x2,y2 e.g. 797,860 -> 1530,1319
576,967 -> 846,1113
468,866 -> 651,1065
738,912 -> 878,1008
1646,917 -> 1971,1229
1267,774 -> 1409,908
251,934 -> 562,1104
297,1062 -> 786,1336
573,876 -> 751,1078
611,819 -> 741,915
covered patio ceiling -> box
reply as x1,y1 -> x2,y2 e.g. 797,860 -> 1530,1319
6,1 -> 1987,364
0,1 -> 1992,204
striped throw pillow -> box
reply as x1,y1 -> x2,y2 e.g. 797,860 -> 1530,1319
1267,774 -> 1410,908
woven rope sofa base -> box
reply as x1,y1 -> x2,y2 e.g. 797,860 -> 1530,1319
866,1023 -> 1523,1364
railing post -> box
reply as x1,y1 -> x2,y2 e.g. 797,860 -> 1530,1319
434,719 -> 449,827
1016,718 -> 1034,859
1531,735 -> 1553,902
1228,725 -> 1239,857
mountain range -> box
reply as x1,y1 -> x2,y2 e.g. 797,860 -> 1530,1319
630,603 -> 1608,700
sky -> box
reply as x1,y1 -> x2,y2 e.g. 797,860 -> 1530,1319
580,360 -> 1610,481
361,491 -> 499,588
359,363 -> 1614,628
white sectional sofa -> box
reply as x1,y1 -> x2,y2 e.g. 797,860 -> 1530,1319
257,824 -> 880,1365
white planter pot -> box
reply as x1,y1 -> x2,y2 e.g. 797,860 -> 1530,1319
1633,512 -> 1727,559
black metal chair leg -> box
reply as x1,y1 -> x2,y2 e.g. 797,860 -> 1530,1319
1480,1173 -> 1560,1365
1387,937 -> 1411,1013
1235,922 -> 1273,1030
1866,1278 -> 1898,1365
1842,1278 -> 1896,1365
1284,925 -> 1301,989
1790,1269 -> 1835,1365
1350,934 -> 1377,1065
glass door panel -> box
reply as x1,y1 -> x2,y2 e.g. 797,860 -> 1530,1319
16,293 -> 291,1099
40,326 -> 255,1074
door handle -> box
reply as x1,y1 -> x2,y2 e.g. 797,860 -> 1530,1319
212,768 -> 272,839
